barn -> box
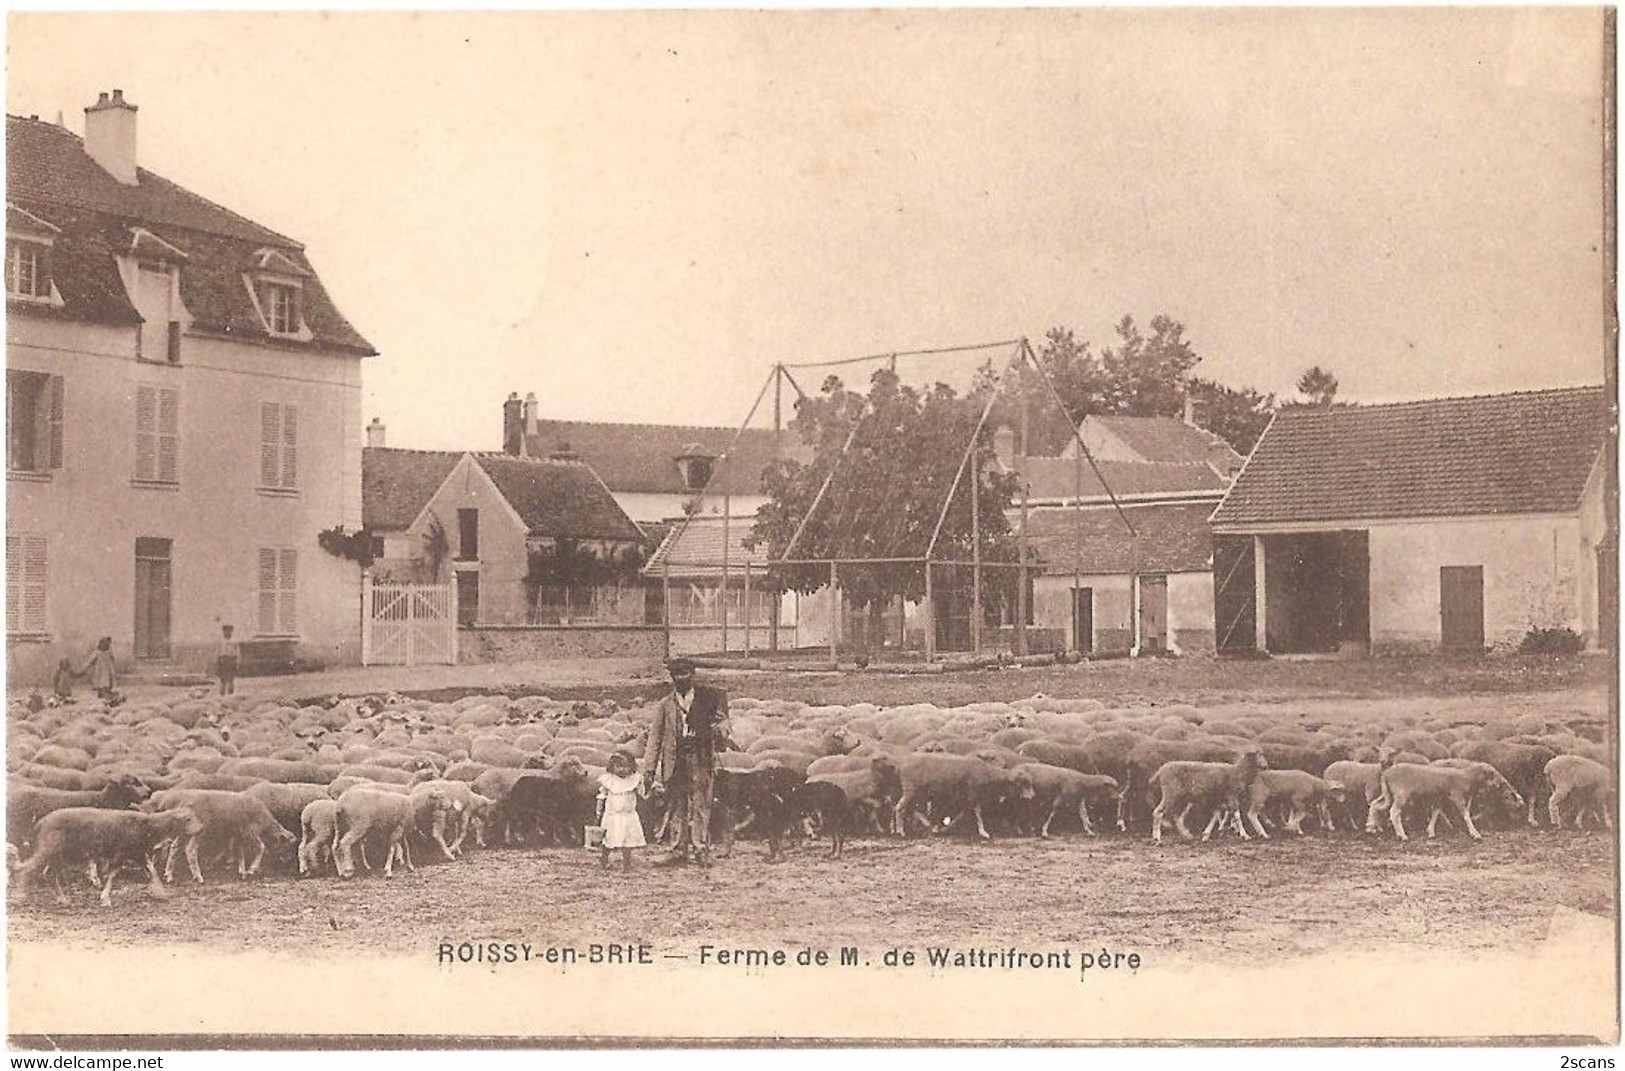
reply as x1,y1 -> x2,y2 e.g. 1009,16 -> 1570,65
1209,387 -> 1612,655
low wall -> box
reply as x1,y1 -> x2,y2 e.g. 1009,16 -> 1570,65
458,626 -> 665,664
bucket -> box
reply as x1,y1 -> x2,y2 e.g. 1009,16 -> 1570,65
584,825 -> 606,849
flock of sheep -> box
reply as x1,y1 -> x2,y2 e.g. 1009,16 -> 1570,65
5,684 -> 1615,907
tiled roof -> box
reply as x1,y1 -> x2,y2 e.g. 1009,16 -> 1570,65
1082,415 -> 1243,469
472,454 -> 645,543
524,419 -> 787,497
642,515 -> 770,578
1013,457 -> 1229,501
362,448 -> 461,532
1211,387 -> 1610,528
1024,502 -> 1216,576
7,115 -> 375,355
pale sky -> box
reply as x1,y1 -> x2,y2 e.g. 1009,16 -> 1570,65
8,9 -> 1610,451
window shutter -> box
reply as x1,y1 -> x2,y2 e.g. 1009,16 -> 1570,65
258,548 -> 278,634
260,402 -> 281,487
46,375 -> 63,469
6,536 -> 20,630
278,548 -> 298,633
23,536 -> 46,633
134,386 -> 157,481
157,388 -> 179,482
281,404 -> 298,488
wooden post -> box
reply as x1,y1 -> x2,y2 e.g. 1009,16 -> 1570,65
771,366 -> 782,654
721,493 -> 730,655
1016,358 -> 1031,657
1254,536 -> 1269,652
361,572 -> 373,666
971,444 -> 982,656
829,560 -> 839,663
743,561 -> 752,658
662,560 -> 672,661
924,560 -> 935,663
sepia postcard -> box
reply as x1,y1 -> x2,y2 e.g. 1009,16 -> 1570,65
2,7 -> 1618,1052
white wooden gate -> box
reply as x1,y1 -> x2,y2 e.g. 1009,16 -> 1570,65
363,577 -> 457,666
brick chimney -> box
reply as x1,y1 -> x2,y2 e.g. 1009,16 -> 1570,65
502,392 -> 523,455
84,89 -> 138,186
366,417 -> 386,448
521,392 -> 540,457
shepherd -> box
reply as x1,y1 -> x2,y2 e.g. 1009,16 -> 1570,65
642,657 -> 733,868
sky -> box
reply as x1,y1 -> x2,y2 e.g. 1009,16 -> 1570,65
7,9 -> 1610,451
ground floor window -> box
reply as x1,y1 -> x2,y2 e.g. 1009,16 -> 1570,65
6,533 -> 47,635
258,547 -> 298,635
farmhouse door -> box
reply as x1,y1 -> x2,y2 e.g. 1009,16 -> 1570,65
1072,588 -> 1094,654
1138,575 -> 1168,653
456,570 -> 479,627
1440,566 -> 1485,652
133,537 -> 172,660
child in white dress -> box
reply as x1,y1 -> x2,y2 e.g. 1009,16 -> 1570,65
596,752 -> 648,870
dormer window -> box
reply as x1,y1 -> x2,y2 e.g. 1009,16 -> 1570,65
245,248 -> 313,341
6,239 -> 50,300
675,443 -> 717,491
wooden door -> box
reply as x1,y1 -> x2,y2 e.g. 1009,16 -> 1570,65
1072,588 -> 1094,654
1139,575 -> 1168,652
133,537 -> 172,659
1440,566 -> 1485,652
456,570 -> 479,627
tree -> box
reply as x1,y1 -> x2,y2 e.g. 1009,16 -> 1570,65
1189,377 -> 1277,455
1296,365 -> 1340,406
748,367 -> 1022,619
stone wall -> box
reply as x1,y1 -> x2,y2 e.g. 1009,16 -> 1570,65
458,625 -> 664,663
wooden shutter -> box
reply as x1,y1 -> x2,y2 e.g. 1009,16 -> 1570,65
260,403 -> 281,487
135,385 -> 157,481
281,404 -> 298,488
22,536 -> 46,633
258,548 -> 278,634
278,549 -> 298,633
6,536 -> 20,631
157,388 -> 179,482
46,375 -> 63,469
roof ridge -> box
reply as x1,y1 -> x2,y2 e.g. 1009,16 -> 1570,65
530,416 -> 779,437
364,446 -> 464,457
1279,384 -> 1608,414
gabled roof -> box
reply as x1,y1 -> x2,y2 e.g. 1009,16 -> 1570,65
1012,457 -> 1229,502
1025,502 -> 1215,576
6,115 -> 375,355
472,454 -> 645,543
1211,386 -> 1610,528
524,419 -> 786,497
1075,415 -> 1243,470
362,448 -> 462,532
642,515 -> 770,579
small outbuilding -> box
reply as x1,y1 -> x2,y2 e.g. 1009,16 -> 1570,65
1209,386 -> 1611,655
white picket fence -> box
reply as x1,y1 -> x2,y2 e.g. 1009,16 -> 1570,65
362,577 -> 457,666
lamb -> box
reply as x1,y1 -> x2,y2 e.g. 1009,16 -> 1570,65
1148,750 -> 1267,844
298,798 -> 339,875
1238,770 -> 1347,837
1545,754 -> 1613,830
333,787 -> 454,877
1366,762 -> 1523,841
146,788 -> 297,882
409,780 -> 495,856
1010,763 -> 1121,837
13,806 -> 203,906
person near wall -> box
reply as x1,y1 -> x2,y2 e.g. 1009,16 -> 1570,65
217,624 -> 241,696
642,657 -> 733,868
80,637 -> 116,700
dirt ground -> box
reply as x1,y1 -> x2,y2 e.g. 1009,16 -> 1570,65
8,655 -> 1616,965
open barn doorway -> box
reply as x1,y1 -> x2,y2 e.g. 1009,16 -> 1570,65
1262,531 -> 1370,654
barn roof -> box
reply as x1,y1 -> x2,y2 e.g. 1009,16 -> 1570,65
642,515 -> 770,579
1025,502 -> 1215,576
1211,386 -> 1610,528
524,419 -> 786,497
1014,457 -> 1229,501
7,115 -> 375,355
1082,415 -> 1243,469
473,454 -> 645,543
362,448 -> 462,532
